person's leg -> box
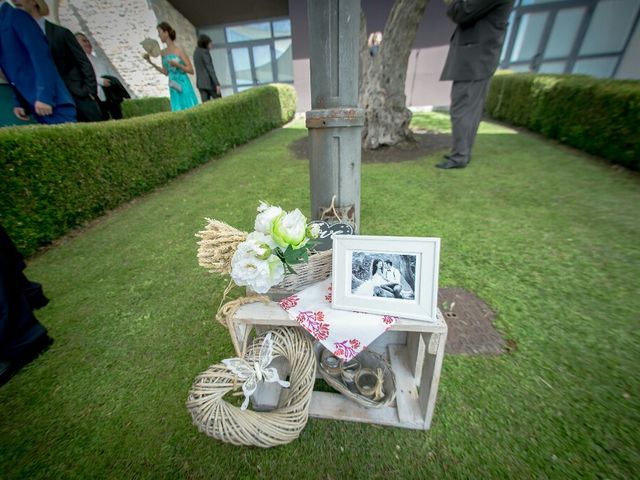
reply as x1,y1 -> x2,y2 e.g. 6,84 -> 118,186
98,100 -> 110,120
110,101 -> 123,120
465,78 -> 492,157
373,286 -> 395,298
75,96 -> 103,122
447,80 -> 475,166
199,89 -> 212,102
0,227 -> 52,386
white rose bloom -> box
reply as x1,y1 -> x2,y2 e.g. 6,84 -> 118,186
231,239 -> 284,293
254,203 -> 283,234
246,231 -> 277,250
272,208 -> 308,249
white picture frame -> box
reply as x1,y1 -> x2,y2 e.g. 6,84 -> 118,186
332,235 -> 440,322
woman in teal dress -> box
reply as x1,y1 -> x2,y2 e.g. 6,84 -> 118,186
144,22 -> 198,111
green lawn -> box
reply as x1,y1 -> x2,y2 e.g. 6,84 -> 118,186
1,113 -> 638,479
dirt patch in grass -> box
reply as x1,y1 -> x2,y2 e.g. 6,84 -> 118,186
438,287 -> 506,355
289,129 -> 452,163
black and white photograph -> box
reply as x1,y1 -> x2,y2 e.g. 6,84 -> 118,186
332,235 -> 440,322
350,252 -> 415,300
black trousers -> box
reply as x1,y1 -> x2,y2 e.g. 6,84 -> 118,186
0,226 -> 49,363
448,78 -> 492,166
74,95 -> 103,122
199,88 -> 220,102
98,100 -> 123,120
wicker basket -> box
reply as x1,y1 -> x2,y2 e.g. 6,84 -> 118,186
264,249 -> 333,300
315,343 -> 396,409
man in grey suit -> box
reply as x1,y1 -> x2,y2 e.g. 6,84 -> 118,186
193,34 -> 221,102
437,0 -> 513,169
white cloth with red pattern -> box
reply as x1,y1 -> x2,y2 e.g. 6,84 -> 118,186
277,279 -> 398,361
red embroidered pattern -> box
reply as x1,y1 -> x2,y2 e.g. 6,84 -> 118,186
333,339 -> 361,360
382,315 -> 398,325
325,285 -> 332,302
296,311 -> 330,340
278,295 -> 299,311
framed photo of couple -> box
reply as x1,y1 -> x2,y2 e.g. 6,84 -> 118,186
331,235 -> 440,322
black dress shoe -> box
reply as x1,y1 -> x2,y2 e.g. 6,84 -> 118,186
435,159 -> 466,169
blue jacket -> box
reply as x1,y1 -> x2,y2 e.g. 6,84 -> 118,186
0,2 -> 76,123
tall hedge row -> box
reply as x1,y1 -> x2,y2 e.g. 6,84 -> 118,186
0,84 -> 296,255
485,73 -> 640,170
121,96 -> 171,118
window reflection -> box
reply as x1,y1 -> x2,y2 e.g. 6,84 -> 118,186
580,0 -> 640,55
199,18 -> 294,94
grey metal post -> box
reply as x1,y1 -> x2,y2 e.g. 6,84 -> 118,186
306,0 -> 363,232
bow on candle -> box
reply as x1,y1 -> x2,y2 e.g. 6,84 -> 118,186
222,333 -> 291,410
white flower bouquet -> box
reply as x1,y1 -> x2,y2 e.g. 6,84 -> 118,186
197,202 -> 320,294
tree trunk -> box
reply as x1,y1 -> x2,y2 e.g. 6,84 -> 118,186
359,0 -> 430,150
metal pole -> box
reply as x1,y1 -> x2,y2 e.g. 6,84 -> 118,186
306,0 -> 363,232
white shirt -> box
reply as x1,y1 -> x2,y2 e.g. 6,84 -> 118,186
86,52 -> 111,101
36,16 -> 46,33
383,266 -> 401,284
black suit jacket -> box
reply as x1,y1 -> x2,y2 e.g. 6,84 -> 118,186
440,0 -> 514,81
193,47 -> 220,91
101,75 -> 130,104
45,20 -> 97,99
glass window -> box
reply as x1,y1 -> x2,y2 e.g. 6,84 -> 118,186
226,22 -> 271,43
500,12 -> 516,63
272,19 -> 292,37
573,57 -> 618,77
274,39 -> 293,82
199,26 -> 226,45
580,0 -> 640,55
231,48 -> 252,85
211,48 -> 232,85
544,7 -> 585,58
252,45 -> 273,84
538,61 -> 566,73
201,17 -> 293,94
221,87 -> 234,97
510,12 -> 548,62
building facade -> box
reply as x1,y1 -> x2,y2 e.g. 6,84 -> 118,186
173,0 -> 640,111
1,0 -> 639,126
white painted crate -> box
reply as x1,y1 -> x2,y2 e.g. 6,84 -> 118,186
229,302 -> 447,430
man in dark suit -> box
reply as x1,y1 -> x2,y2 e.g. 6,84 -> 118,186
437,0 -> 514,169
15,0 -> 102,122
0,0 -> 75,124
193,34 -> 221,102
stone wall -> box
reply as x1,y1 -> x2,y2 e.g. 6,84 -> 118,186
56,0 -> 198,98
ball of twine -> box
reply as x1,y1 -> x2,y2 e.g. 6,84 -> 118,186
195,219 -> 247,274
186,327 -> 316,448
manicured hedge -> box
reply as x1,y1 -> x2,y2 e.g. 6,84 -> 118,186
485,72 -> 640,170
0,84 -> 296,255
122,96 -> 171,118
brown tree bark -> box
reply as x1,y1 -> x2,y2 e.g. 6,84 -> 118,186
359,0 -> 430,150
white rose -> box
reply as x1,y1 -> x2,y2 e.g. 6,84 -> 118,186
246,231 -> 277,250
230,239 -> 284,293
271,209 -> 308,249
254,202 -> 283,234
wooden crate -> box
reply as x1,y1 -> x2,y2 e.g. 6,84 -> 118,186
229,302 -> 447,430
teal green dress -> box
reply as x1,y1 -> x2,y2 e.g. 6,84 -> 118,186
162,54 -> 198,111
